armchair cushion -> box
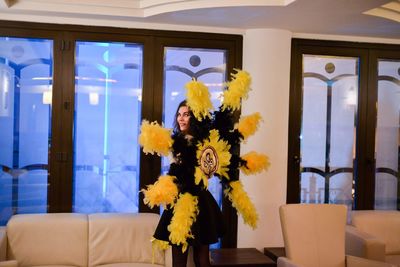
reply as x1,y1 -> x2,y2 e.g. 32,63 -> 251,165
351,211 -> 400,255
280,204 -> 347,267
346,255 -> 395,267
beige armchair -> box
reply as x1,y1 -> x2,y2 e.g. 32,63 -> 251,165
278,204 -> 395,267
345,210 -> 400,266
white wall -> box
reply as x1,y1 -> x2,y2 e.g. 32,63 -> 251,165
238,29 -> 292,250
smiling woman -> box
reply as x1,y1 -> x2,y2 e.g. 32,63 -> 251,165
176,104 -> 191,134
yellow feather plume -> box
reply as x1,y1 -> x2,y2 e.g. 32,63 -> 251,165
151,237 -> 170,250
222,69 -> 252,111
194,166 -> 208,188
236,112 -> 263,140
139,120 -> 173,156
142,175 -> 178,209
185,79 -> 213,121
151,238 -> 170,265
240,152 -> 270,175
225,180 -> 258,228
168,193 -> 199,252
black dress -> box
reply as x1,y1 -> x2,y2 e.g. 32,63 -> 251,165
153,133 -> 225,246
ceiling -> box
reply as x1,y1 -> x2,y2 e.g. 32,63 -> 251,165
1,0 -> 399,39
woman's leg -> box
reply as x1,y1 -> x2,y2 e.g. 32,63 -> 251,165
172,245 -> 189,267
193,245 -> 211,267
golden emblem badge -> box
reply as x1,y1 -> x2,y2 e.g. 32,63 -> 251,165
199,146 -> 219,177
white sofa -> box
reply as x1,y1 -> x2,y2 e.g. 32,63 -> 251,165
0,213 -> 172,267
346,210 -> 400,267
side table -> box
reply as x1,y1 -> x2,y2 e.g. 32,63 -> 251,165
210,248 -> 276,267
263,247 -> 285,263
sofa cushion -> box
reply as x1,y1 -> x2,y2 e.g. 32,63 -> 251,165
0,260 -> 18,267
351,211 -> 400,255
99,264 -> 163,267
88,213 -> 164,267
6,213 -> 88,267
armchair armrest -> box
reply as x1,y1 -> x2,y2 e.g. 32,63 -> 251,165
0,227 -> 18,267
345,225 -> 386,262
346,255 -> 395,267
277,257 -> 305,267
0,227 -> 6,261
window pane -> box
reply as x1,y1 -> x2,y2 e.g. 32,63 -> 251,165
73,41 -> 143,213
162,47 -> 227,247
374,59 -> 400,210
0,37 -> 52,225
300,55 -> 358,210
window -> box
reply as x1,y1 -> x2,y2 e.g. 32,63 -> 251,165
0,37 -> 53,224
73,41 -> 143,213
287,39 -> 400,210
0,21 -> 242,247
162,47 -> 227,207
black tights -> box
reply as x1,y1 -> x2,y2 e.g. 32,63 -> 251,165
172,245 -> 211,267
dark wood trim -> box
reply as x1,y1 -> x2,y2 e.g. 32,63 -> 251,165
353,47 -> 371,210
286,40 -> 302,203
290,38 -> 400,51
58,33 -> 76,212
140,35 -> 161,213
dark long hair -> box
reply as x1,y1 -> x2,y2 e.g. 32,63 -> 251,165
172,100 -> 210,140
173,100 -> 193,135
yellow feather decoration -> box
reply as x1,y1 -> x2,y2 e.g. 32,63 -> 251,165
139,120 -> 173,156
185,79 -> 213,121
240,151 -> 270,175
142,175 -> 178,209
236,112 -> 263,140
151,238 -> 170,265
168,193 -> 199,252
222,69 -> 252,111
194,166 -> 208,188
151,237 -> 170,250
225,180 -> 258,228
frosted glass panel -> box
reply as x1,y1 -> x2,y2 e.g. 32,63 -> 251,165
0,37 -> 52,225
162,47 -> 227,248
73,41 -> 143,213
374,59 -> 400,210
300,55 -> 358,209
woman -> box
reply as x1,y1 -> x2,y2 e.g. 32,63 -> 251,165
153,100 -> 224,267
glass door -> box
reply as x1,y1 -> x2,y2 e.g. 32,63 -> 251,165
374,58 -> 399,210
288,39 -> 400,210
299,55 -> 358,210
73,41 -> 143,213
162,47 -> 227,247
0,37 -> 53,225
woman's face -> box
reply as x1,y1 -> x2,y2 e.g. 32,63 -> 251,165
177,105 -> 191,134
